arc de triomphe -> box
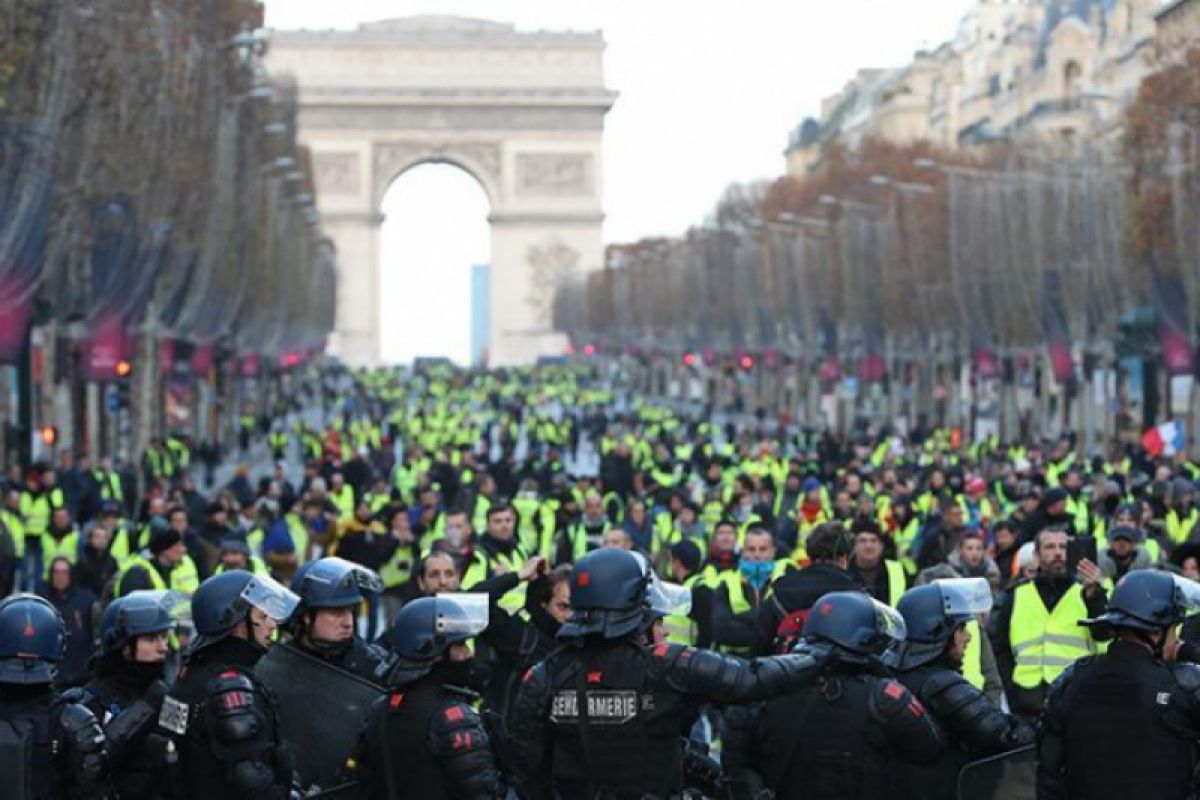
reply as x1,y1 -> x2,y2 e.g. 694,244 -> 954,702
267,16 -> 616,365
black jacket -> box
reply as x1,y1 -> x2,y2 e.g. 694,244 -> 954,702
356,668 -> 504,800
755,562 -> 863,655
39,585 -> 95,688
509,638 -> 826,800
164,637 -> 293,799
726,663 -> 946,800
1038,641 -> 1200,800
896,661 -> 1034,800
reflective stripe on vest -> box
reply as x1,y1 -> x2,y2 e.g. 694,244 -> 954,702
963,618 -> 985,691
1010,581 -> 1095,688
884,559 -> 906,608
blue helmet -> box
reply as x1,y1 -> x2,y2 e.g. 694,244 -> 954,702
296,557 -> 383,611
803,591 -> 907,666
191,570 -> 300,651
1083,570 -> 1200,632
558,548 -> 649,640
896,578 -> 993,671
99,590 -> 180,656
0,594 -> 65,685
384,594 -> 488,685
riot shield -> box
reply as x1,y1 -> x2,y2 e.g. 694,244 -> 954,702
957,745 -> 1036,800
256,641 -> 384,790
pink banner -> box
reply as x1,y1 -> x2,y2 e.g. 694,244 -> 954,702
238,352 -> 260,378
189,342 -> 214,376
0,276 -> 33,364
85,315 -> 134,381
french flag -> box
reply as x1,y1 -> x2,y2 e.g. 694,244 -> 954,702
1142,420 -> 1186,458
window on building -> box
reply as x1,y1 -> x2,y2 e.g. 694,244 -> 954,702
1063,60 -> 1082,98
989,74 -> 1001,97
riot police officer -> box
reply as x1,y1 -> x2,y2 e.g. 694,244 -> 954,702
0,593 -> 110,799
158,570 -> 299,799
287,556 -> 393,683
76,590 -> 180,799
508,548 -> 831,800
1039,569 -> 1200,799
894,578 -> 1034,800
354,593 -> 505,799
725,590 -> 945,800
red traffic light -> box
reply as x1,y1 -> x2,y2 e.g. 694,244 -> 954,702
682,352 -> 697,367
583,343 -> 596,357
739,354 -> 755,371
39,426 -> 58,446
114,359 -> 133,378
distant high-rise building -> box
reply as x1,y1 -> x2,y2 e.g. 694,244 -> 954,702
471,264 -> 490,367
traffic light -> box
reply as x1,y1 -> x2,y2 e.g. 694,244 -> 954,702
682,352 -> 697,367
114,359 -> 133,379
39,425 -> 57,446
739,354 -> 755,371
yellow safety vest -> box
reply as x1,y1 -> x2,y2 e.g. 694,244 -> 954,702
329,486 -> 356,522
108,525 -> 136,563
463,546 -> 527,616
1167,509 -> 1199,546
963,618 -> 985,691
379,541 -> 415,590
663,574 -> 701,647
93,470 -> 124,503
40,531 -> 80,578
883,559 -> 906,607
1010,581 -> 1096,689
118,553 -> 199,596
20,491 -> 59,537
0,509 -> 25,559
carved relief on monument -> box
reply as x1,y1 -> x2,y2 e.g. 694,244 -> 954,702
372,140 -> 502,200
312,152 -> 361,196
526,240 -> 580,324
515,152 -> 594,197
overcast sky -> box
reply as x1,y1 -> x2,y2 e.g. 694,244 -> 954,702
265,1 -> 974,363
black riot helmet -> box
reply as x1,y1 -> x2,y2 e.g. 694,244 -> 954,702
1083,570 -> 1200,634
99,590 -> 180,657
190,570 -> 299,653
558,548 -> 650,640
896,578 -> 993,671
802,591 -> 906,667
383,594 -> 488,686
0,594 -> 65,685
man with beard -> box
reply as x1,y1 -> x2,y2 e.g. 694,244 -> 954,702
75,591 -> 178,799
991,527 -> 1107,720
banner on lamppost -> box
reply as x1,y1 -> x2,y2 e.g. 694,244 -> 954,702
84,313 -> 134,382
0,275 -> 34,364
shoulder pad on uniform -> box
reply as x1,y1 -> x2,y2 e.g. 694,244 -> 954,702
206,669 -> 255,696
429,701 -> 482,735
872,678 -> 926,720
55,687 -> 93,708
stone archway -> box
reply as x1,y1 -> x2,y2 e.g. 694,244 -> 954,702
267,16 -> 617,365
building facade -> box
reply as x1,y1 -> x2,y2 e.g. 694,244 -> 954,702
787,0 -> 1167,176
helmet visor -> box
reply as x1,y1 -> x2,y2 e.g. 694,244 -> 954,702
873,598 -> 907,644
120,589 -> 186,632
434,593 -> 489,638
932,577 -> 993,617
648,577 -> 692,618
1174,575 -> 1200,614
316,556 -> 385,595
241,574 -> 300,623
